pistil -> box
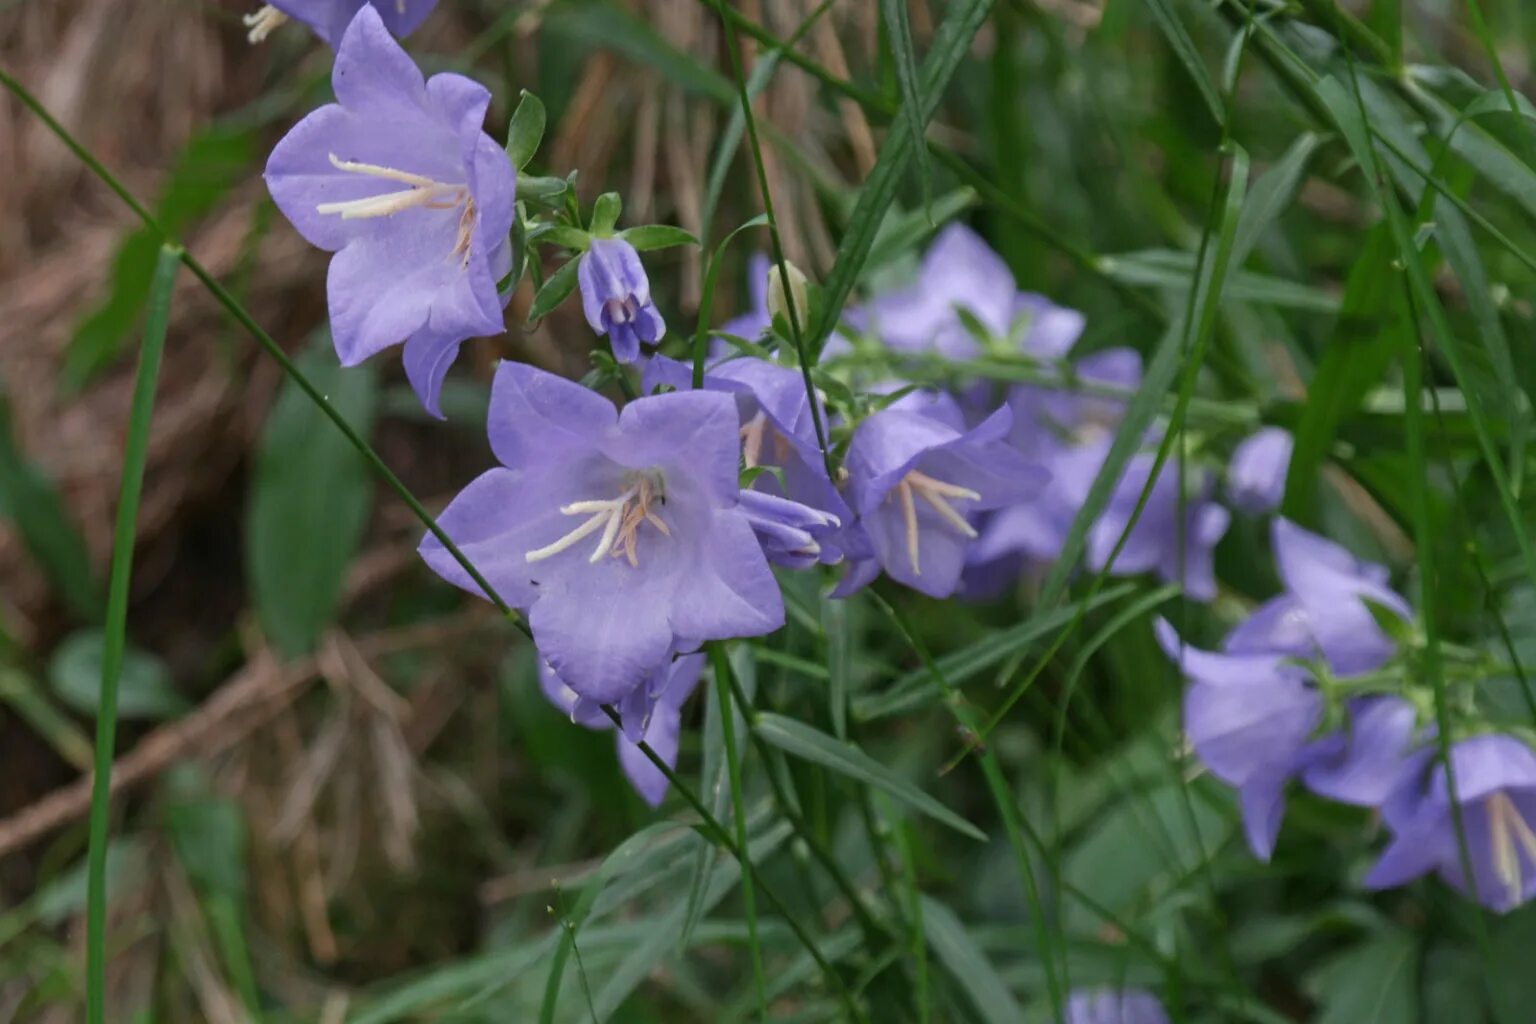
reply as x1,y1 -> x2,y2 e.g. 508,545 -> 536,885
525,476 -> 670,568
890,469 -> 981,575
318,154 -> 476,263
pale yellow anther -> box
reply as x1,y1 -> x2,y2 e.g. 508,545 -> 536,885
888,469 -> 982,575
243,4 -> 288,43
318,154 -> 476,264
525,476 -> 669,568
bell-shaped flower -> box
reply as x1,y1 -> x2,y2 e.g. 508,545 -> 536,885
1227,426 -> 1293,514
538,653 -> 704,807
578,237 -> 665,364
1224,518 -> 1409,676
419,363 -> 784,703
840,392 -> 1048,599
1156,618 -> 1323,859
1299,697 -> 1428,809
244,0 -> 437,47
264,7 -> 514,418
1065,988 -> 1170,1024
643,354 -> 862,566
1365,734 -> 1536,913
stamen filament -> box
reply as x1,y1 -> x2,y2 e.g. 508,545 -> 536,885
243,4 -> 288,43
524,479 -> 669,568
891,468 -> 983,576
740,412 -> 767,470
899,480 -> 919,574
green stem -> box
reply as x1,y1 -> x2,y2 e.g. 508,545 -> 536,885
710,646 -> 767,1020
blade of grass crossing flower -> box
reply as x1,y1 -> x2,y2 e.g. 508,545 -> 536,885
85,243 -> 178,1024
693,214 -> 770,388
1142,0 -> 1225,127
711,645 -> 767,1020
880,0 -> 931,218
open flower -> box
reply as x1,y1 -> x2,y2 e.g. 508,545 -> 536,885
419,363 -> 783,703
579,237 -> 665,363
1227,427 -> 1293,514
1157,618 -> 1322,859
1366,734 -> 1536,913
264,7 -> 514,417
841,393 -> 1048,598
1300,697 -> 1427,809
1065,988 -> 1169,1024
538,653 -> 704,806
244,0 -> 438,47
1224,518 -> 1409,676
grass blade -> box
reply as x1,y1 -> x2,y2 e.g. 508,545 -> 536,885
85,242 -> 178,1024
881,0 -> 931,216
1142,0 -> 1225,127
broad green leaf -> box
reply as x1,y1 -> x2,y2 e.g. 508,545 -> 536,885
1305,928 -> 1419,1024
921,896 -> 1026,1024
753,711 -> 986,841
528,256 -> 582,322
164,786 -> 248,901
504,90 -> 546,170
50,630 -> 187,721
245,339 -> 376,657
619,224 -> 700,251
1490,903 -> 1536,1023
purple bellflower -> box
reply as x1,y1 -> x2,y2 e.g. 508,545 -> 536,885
538,653 -> 704,806
1366,734 -> 1536,913
419,363 -> 786,703
1156,618 -> 1323,859
1064,989 -> 1170,1024
1300,696 -> 1426,809
244,0 -> 437,47
579,237 -> 665,364
1224,518 -> 1410,676
264,7 -> 515,418
1227,427 -> 1293,514
840,392 -> 1048,599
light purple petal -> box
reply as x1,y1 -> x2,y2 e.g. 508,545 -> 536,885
1227,427 -> 1293,514
487,361 -> 617,468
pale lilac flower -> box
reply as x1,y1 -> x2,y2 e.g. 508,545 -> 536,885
1227,427 -> 1293,514
1156,618 -> 1322,859
1065,988 -> 1170,1024
1366,734 -> 1536,913
1300,697 -> 1426,808
264,7 -> 514,418
739,490 -> 842,569
840,393 -> 1048,598
538,653 -> 704,806
419,363 -> 783,703
579,237 -> 665,364
1224,518 -> 1409,676
245,0 -> 437,47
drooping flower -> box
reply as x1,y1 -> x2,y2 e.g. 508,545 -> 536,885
243,0 -> 437,47
264,7 -> 514,418
738,490 -> 843,569
1224,518 -> 1409,676
1300,697 -> 1427,809
1064,988 -> 1170,1024
1365,734 -> 1536,913
840,392 -> 1048,598
419,363 -> 784,703
1156,618 -> 1323,859
642,354 -> 861,566
538,653 -> 704,806
578,237 -> 665,364
1227,426 -> 1294,514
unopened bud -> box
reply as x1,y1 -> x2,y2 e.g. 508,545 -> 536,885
766,260 -> 809,328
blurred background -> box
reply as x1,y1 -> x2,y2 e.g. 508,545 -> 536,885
5,0 -> 1536,1021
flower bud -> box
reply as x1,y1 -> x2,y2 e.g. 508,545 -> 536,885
766,260 -> 809,328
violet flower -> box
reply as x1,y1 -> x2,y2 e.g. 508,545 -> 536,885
1224,518 -> 1409,676
1156,618 -> 1323,859
579,237 -> 665,364
1227,427 -> 1293,514
840,392 -> 1048,599
419,363 -> 784,703
1064,989 -> 1170,1024
1365,734 -> 1536,913
1300,697 -> 1426,808
538,654 -> 704,807
264,7 -> 514,418
244,0 -> 437,47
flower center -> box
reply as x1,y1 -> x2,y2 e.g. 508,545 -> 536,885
1486,791 -> 1536,905
318,154 -> 476,264
603,296 -> 638,326
739,412 -> 794,470
524,473 -> 670,568
888,469 -> 980,575
243,4 -> 288,43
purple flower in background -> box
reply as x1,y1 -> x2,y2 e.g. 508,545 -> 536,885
1157,618 -> 1322,859
1227,427 -> 1293,514
1366,734 -> 1536,913
419,363 -> 783,703
1065,988 -> 1170,1024
264,7 -> 514,418
718,253 -> 772,342
539,653 -> 704,806
1300,697 -> 1426,808
739,490 -> 842,569
244,0 -> 437,47
1224,518 -> 1409,675
841,393 -> 1048,598
579,237 -> 665,364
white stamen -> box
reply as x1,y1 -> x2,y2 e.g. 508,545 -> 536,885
740,412 -> 767,469
898,479 -> 919,574
1487,792 -> 1536,905
889,469 -> 983,576
318,154 -> 476,263
524,479 -> 669,568
243,4 -> 288,43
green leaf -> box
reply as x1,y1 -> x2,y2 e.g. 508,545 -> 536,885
1142,0 -> 1224,128
920,896 -> 1026,1024
1099,248 -> 1337,312
245,338 -> 376,657
0,389 -> 102,620
880,0 -> 931,216
590,191 -> 622,235
1490,903 -> 1536,1023
752,711 -> 986,841
528,256 -> 582,323
619,224 -> 700,251
1305,928 -> 1419,1024
50,630 -> 187,721
0,667 -> 95,770
529,223 -> 590,251
517,174 -> 571,206
504,90 -> 546,170
163,786 -> 248,901
542,4 -> 734,104
1230,131 -> 1322,266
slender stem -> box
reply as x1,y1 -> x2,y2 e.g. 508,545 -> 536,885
86,244 -> 178,1024
710,646 -> 766,1020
